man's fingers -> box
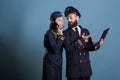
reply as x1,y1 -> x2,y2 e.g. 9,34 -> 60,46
81,34 -> 92,40
99,38 -> 104,45
88,34 -> 92,38
82,33 -> 85,37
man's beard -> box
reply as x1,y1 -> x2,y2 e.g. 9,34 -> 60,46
68,20 -> 78,28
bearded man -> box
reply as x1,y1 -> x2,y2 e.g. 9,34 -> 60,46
63,6 -> 103,80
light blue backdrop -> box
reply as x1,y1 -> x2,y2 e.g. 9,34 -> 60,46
0,0 -> 120,80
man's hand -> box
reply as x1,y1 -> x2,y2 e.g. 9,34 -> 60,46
95,38 -> 104,49
81,33 -> 92,40
99,38 -> 104,46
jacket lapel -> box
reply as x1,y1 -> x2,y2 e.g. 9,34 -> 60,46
79,25 -> 84,36
67,28 -> 77,39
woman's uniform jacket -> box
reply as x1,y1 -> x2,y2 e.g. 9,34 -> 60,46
42,30 -> 64,80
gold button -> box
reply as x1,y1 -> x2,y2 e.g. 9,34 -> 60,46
83,53 -> 85,55
79,53 -> 81,55
75,42 -> 77,44
84,60 -> 86,62
80,60 -> 82,63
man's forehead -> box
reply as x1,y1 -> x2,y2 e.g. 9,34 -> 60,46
67,13 -> 77,17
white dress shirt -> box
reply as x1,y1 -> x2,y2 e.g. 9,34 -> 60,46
72,26 -> 81,36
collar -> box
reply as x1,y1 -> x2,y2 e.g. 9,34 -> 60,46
72,26 -> 81,36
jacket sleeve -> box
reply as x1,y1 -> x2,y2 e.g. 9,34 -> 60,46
84,30 -> 101,51
44,31 -> 64,53
63,31 -> 79,53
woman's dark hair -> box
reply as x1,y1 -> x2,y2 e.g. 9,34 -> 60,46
49,11 -> 62,31
49,19 -> 58,31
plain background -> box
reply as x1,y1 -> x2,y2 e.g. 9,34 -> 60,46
0,0 -> 120,80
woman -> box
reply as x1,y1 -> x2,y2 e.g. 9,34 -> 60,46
42,11 -> 64,80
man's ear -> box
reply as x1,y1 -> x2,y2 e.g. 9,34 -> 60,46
76,15 -> 79,21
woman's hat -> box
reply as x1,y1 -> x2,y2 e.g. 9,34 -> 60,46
50,11 -> 62,21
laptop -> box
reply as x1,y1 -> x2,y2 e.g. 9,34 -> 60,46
100,28 -> 110,40
86,28 -> 110,48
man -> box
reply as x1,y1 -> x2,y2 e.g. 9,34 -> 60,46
63,6 -> 103,80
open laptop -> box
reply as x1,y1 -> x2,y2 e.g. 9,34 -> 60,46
86,28 -> 110,48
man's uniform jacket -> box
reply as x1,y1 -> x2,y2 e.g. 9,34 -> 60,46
63,25 -> 99,78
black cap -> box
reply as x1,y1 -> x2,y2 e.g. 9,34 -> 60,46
64,6 -> 81,18
50,11 -> 62,21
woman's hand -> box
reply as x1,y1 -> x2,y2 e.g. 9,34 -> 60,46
57,25 -> 63,35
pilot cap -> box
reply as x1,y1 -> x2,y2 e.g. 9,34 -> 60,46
50,11 -> 62,21
64,6 -> 81,18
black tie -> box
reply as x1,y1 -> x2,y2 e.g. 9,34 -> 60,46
75,27 -> 79,37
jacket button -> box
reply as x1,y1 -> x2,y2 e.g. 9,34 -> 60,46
80,60 -> 82,63
75,41 -> 77,44
84,60 -> 86,62
83,46 -> 85,48
83,53 -> 86,55
79,53 -> 81,55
